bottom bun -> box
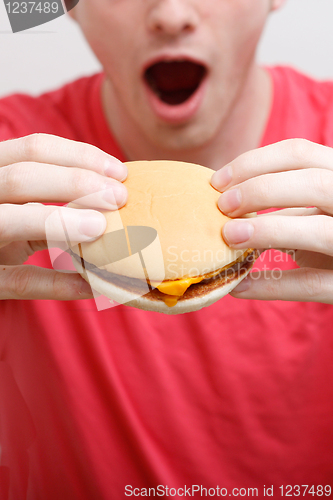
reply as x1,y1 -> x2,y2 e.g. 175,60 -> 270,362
72,250 -> 258,315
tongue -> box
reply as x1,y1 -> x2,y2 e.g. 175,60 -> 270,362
146,61 -> 205,93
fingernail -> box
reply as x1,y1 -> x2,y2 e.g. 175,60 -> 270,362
102,183 -> 127,208
211,165 -> 232,190
78,278 -> 93,296
218,188 -> 242,215
104,159 -> 127,181
232,277 -> 251,294
78,211 -> 106,237
223,220 -> 254,245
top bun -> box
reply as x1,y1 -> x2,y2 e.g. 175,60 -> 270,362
70,160 -> 247,281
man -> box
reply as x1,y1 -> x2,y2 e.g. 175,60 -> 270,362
0,1 -> 333,498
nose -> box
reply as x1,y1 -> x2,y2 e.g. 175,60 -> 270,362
147,0 -> 199,37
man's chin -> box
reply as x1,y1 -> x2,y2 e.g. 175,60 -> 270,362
144,117 -> 219,154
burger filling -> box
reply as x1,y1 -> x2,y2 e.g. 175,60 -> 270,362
72,248 -> 256,308
144,60 -> 207,105
151,275 -> 205,307
150,249 -> 255,307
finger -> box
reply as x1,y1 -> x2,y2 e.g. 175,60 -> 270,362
260,207 -> 323,217
0,241 -> 47,265
211,139 -> 333,191
0,265 -> 94,300
0,204 -> 107,243
0,162 -> 127,208
229,268 -> 333,304
0,133 -> 127,181
216,168 -> 333,217
295,250 -> 333,270
222,214 -> 333,257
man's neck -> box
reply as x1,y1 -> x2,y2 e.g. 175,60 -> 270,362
102,65 -> 272,171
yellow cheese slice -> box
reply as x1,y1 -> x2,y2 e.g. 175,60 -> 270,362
154,276 -> 204,297
163,296 -> 179,308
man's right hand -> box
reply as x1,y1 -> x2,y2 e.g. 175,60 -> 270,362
0,133 -> 128,301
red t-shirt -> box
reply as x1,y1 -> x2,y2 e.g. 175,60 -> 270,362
0,67 -> 333,500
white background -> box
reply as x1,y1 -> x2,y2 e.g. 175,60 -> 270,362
0,0 -> 333,97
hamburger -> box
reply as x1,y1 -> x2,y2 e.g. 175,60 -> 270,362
69,160 -> 258,314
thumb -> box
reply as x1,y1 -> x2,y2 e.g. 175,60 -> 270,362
0,265 -> 93,300
230,268 -> 333,304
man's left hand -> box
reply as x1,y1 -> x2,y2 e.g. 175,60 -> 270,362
211,139 -> 333,304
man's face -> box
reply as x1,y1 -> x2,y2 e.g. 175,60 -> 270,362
73,0 -> 277,152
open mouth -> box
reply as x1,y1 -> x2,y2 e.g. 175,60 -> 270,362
144,60 -> 207,106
